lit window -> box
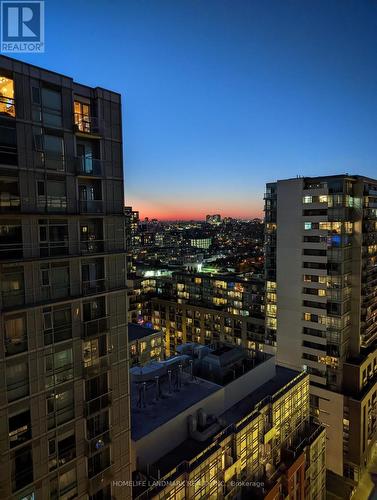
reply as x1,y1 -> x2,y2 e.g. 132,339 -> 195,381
303,196 -> 312,204
304,222 -> 312,230
0,76 -> 15,117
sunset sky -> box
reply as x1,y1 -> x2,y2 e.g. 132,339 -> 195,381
17,0 -> 377,220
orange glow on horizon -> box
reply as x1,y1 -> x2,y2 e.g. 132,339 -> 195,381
126,197 -> 264,221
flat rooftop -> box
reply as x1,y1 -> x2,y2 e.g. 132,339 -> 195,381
154,366 -> 302,476
131,371 -> 221,441
128,323 -> 160,343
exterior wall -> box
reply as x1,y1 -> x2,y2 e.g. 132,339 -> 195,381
276,179 -> 304,371
133,356 -> 276,468
0,55 -> 130,499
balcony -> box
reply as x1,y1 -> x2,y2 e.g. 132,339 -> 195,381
74,113 -> 100,135
82,316 -> 110,339
86,429 -> 111,455
36,151 -> 66,172
0,241 -> 23,260
76,156 -> 103,176
0,193 -> 20,212
40,241 -> 69,258
2,289 -> 25,308
82,278 -> 106,296
80,239 -> 105,255
44,325 -> 72,345
37,196 -> 67,213
87,463 -> 113,495
83,355 -> 110,379
79,200 -> 104,214
85,391 -> 112,416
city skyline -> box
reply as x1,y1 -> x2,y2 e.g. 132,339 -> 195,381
12,0 -> 377,220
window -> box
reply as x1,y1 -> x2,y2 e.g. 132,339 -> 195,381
47,387 -> 74,429
11,445 -> 33,492
40,261 -> 70,300
7,360 -> 29,402
45,348 -> 73,388
43,305 -> 72,345
0,75 -> 15,117
74,99 -> 92,133
32,86 -> 62,127
5,314 -> 27,356
9,409 -> 31,448
1,265 -> 24,307
0,117 -> 17,164
39,219 -> 68,257
304,222 -> 312,230
0,219 -> 22,259
48,431 -> 76,470
0,178 -> 20,210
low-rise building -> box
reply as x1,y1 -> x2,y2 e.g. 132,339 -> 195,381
128,323 -> 164,366
128,343 -> 326,500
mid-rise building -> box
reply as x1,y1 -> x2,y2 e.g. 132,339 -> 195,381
151,272 -> 266,354
0,56 -> 130,499
130,343 -> 326,499
265,175 -> 377,484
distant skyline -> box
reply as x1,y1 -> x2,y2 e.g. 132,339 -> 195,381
15,0 -> 377,219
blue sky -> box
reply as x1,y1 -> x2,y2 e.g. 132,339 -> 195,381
13,0 -> 377,219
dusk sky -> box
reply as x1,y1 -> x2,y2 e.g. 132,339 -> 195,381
17,0 -> 377,220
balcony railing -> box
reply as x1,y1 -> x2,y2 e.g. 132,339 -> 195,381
79,200 -> 104,214
80,239 -> 105,254
76,157 -> 103,176
37,196 -> 67,212
74,113 -> 100,135
0,95 -> 15,117
86,429 -> 111,455
82,278 -> 106,296
0,194 -> 20,212
44,325 -> 72,345
2,289 -> 25,308
85,391 -> 112,416
0,242 -> 23,260
82,316 -> 110,339
83,355 -> 110,379
40,241 -> 69,258
87,463 -> 113,495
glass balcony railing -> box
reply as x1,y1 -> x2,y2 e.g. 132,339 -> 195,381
82,316 -> 110,339
82,278 -> 106,296
86,429 -> 111,455
74,113 -> 100,135
76,157 -> 103,176
87,463 -> 113,496
80,239 -> 105,254
0,242 -> 23,260
85,391 -> 112,417
0,194 -> 20,212
83,355 -> 110,379
0,94 -> 15,117
79,200 -> 104,214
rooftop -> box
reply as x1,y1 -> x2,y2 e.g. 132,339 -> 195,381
131,370 -> 221,441
128,323 -> 161,343
154,366 -> 303,477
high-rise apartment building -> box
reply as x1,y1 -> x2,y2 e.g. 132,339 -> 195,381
0,56 -> 130,499
265,175 -> 377,484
